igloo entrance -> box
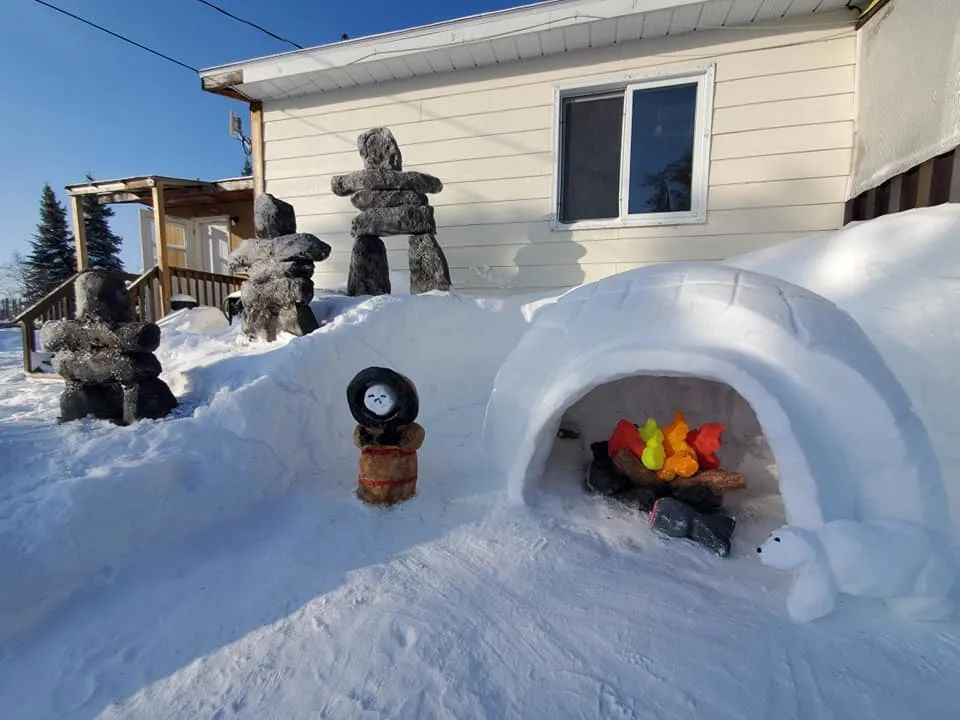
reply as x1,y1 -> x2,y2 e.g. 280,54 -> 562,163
540,374 -> 785,553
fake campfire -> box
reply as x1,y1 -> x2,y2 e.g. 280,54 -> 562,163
584,409 -> 745,556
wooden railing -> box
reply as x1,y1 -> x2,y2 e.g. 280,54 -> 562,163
15,265 -> 244,374
168,266 -> 243,313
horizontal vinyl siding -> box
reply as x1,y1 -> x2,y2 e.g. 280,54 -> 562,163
263,12 -> 856,291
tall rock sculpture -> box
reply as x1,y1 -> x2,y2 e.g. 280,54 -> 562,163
331,128 -> 452,296
41,271 -> 177,424
229,193 -> 331,341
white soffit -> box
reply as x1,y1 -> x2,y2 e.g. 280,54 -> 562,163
199,0 -> 851,101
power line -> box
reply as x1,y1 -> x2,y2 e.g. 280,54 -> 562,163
30,0 -> 198,73
195,0 -> 303,50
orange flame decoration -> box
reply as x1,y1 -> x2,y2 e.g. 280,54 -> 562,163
608,411 -> 726,480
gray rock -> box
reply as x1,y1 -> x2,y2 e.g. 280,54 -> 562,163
408,233 -> 451,294
122,378 -> 178,423
331,170 -> 443,197
75,271 -> 133,324
60,381 -> 123,422
357,127 -> 403,171
277,304 -> 320,337
246,259 -> 315,284
53,349 -> 162,385
351,206 -> 435,237
241,277 -> 314,308
350,189 -> 427,211
347,235 -> 391,296
42,320 -> 161,353
229,234 -> 330,271
254,193 -> 297,238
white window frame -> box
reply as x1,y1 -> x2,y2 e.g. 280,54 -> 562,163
551,64 -> 715,231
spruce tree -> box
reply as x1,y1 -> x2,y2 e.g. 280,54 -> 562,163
82,174 -> 125,271
24,184 -> 76,301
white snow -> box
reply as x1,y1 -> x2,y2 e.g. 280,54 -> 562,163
1,207 -> 959,718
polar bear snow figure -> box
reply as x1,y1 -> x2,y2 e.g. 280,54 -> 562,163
757,521 -> 955,622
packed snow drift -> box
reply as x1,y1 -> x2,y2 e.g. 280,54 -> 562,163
1,207 -> 960,718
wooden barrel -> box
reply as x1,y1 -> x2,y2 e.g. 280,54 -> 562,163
354,422 -> 425,505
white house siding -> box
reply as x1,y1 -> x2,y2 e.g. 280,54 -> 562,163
262,11 -> 856,291
849,0 -> 960,198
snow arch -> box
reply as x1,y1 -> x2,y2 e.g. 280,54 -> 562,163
484,264 -> 948,533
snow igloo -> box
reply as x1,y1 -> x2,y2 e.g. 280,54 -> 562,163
484,264 -> 950,537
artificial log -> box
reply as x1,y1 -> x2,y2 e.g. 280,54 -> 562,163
612,448 -> 745,493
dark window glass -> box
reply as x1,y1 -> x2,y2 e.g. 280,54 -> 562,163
559,94 -> 623,223
626,83 -> 697,215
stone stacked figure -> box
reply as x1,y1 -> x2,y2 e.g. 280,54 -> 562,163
41,271 -> 177,424
229,193 -> 332,341
331,127 -> 452,295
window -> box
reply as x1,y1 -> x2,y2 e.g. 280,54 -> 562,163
555,67 -> 714,227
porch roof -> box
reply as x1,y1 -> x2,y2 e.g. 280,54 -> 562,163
64,175 -> 254,211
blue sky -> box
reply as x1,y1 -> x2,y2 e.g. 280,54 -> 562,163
1,0 -> 522,272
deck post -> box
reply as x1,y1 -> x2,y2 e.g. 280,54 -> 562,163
151,182 -> 172,316
250,101 -> 265,196
69,194 -> 88,272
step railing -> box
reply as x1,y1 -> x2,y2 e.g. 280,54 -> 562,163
15,266 -> 245,373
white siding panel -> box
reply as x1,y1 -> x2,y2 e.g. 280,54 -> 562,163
265,13 -> 856,291
712,93 -> 853,133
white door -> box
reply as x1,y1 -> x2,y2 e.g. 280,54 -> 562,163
195,218 -> 232,274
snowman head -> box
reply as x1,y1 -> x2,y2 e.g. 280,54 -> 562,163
756,526 -> 815,570
363,383 -> 397,417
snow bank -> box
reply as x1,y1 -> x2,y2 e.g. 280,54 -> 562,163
0,295 -> 531,642
729,205 -> 960,539
484,263 -> 948,539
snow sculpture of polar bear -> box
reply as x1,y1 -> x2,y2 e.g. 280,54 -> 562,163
757,521 -> 955,622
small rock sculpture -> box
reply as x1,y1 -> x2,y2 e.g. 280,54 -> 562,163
229,193 -> 331,341
347,367 -> 424,505
331,127 -> 452,296
41,271 -> 177,424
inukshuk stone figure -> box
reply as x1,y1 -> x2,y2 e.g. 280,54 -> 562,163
331,127 -> 452,295
41,271 -> 177,424
229,193 -> 331,341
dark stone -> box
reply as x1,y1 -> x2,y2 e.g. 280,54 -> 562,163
277,304 -> 320,337
347,235 -> 391,296
254,193 -> 297,238
590,441 -> 609,462
229,234 -> 331,271
408,233 -> 451,294
42,320 -> 160,353
122,378 -> 178,423
649,497 -> 696,538
75,271 -> 133,324
60,381 -> 123,422
351,206 -> 435,237
331,169 -> 443,197
650,497 -> 735,557
53,349 -> 161,384
690,514 -> 736,558
614,486 -> 658,512
246,259 -> 316,284
673,485 -> 723,514
585,457 -> 632,496
350,189 -> 427,211
357,127 -> 403,171
241,277 -> 314,307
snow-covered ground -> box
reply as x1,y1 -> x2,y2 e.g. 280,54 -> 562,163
1,207 -> 960,719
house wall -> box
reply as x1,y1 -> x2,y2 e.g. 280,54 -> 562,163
262,11 -> 856,292
849,0 -> 960,198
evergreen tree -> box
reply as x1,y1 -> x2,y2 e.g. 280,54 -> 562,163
24,184 -> 76,301
82,174 -> 124,271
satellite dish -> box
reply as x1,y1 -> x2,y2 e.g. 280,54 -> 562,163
229,110 -> 243,139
